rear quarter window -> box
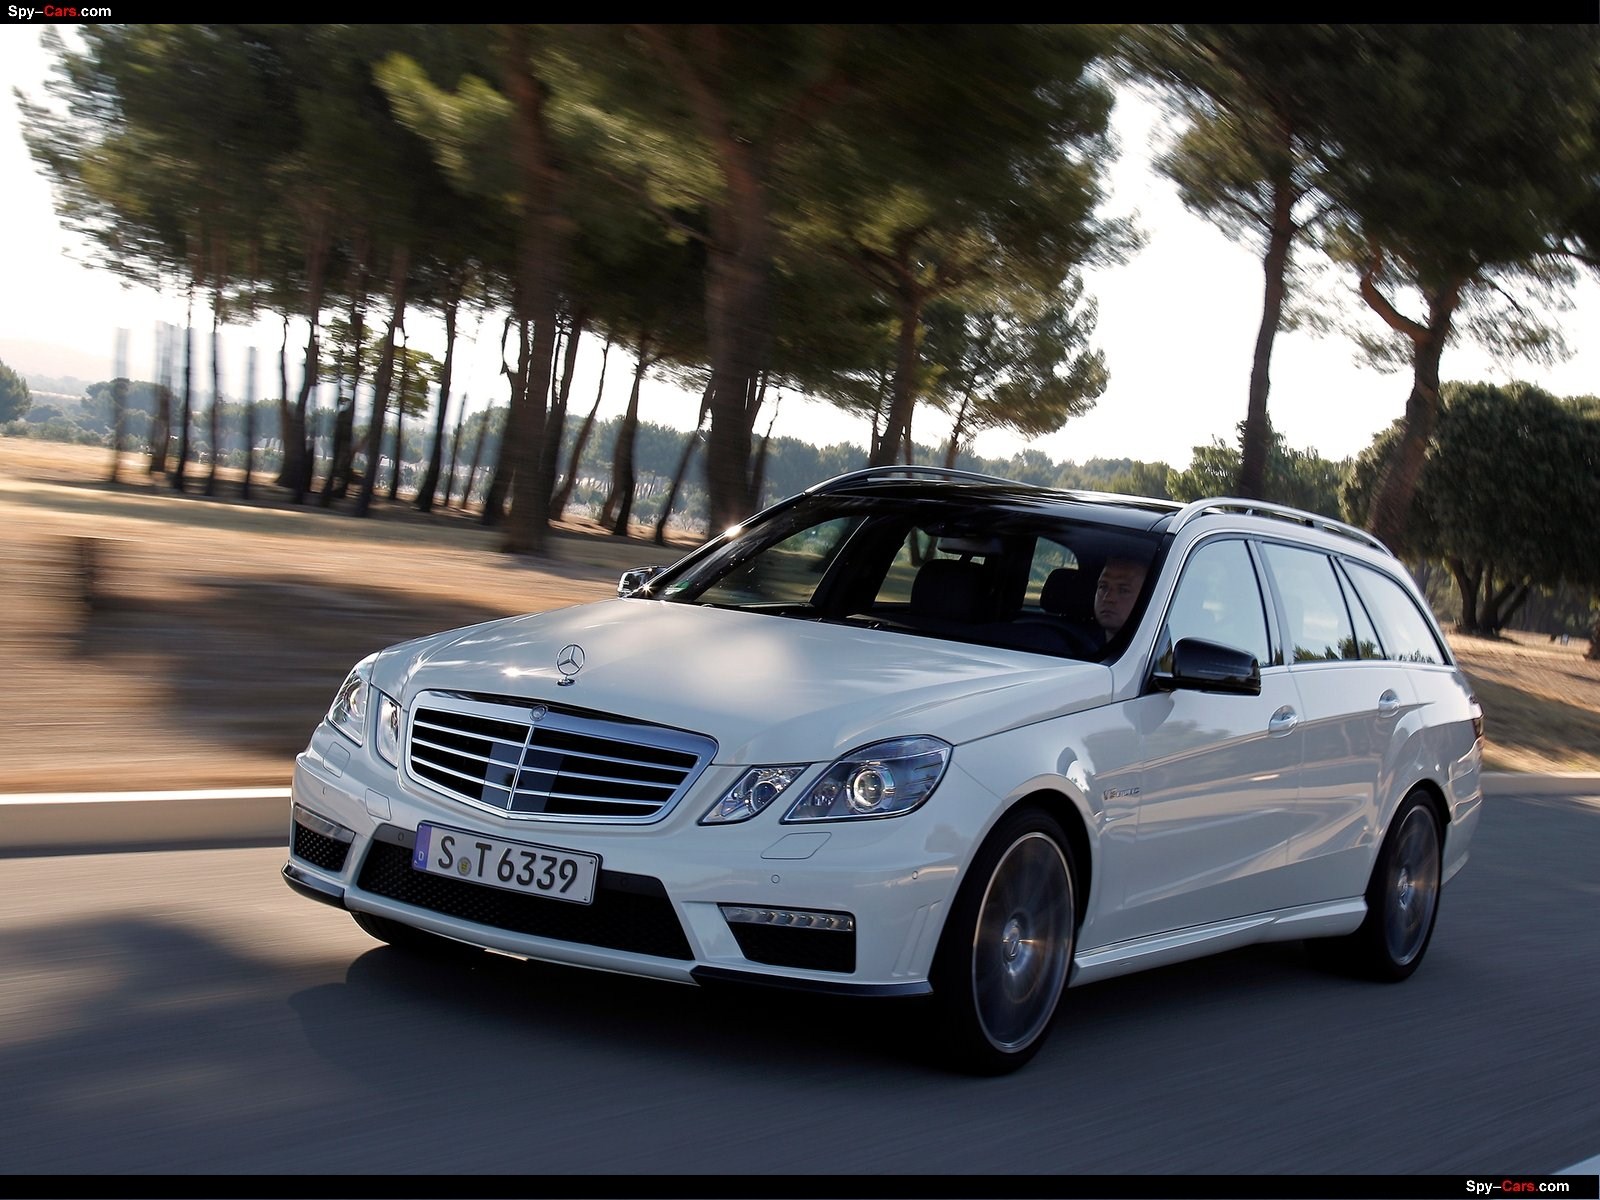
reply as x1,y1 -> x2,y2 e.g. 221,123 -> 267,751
1344,561 -> 1449,665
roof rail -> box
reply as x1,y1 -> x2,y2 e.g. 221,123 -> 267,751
1055,488 -> 1183,512
805,465 -> 1023,494
1169,497 -> 1392,554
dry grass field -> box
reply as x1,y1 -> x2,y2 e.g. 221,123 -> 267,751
2,438 -> 1596,794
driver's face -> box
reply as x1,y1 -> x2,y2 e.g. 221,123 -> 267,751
1095,561 -> 1146,638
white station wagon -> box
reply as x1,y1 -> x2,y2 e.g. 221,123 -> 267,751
283,467 -> 1484,1073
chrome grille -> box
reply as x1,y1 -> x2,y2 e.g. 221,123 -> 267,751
406,692 -> 715,823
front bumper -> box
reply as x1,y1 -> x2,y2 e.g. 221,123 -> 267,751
281,725 -> 989,997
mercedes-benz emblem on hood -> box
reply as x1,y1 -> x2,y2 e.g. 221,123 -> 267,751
555,643 -> 585,685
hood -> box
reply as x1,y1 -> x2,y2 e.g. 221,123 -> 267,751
375,599 -> 1112,764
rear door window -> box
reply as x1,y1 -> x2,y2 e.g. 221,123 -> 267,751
1260,543 -> 1357,663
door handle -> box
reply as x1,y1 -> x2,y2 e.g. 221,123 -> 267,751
1377,689 -> 1402,719
1267,706 -> 1299,736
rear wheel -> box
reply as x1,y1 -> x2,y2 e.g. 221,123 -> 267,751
1309,790 -> 1442,981
928,808 -> 1076,1075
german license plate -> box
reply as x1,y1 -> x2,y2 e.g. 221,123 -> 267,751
412,823 -> 599,905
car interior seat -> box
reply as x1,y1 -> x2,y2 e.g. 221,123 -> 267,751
908,557 -> 993,625
1040,564 -> 1100,624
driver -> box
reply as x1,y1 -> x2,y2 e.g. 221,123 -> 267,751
1093,558 -> 1147,641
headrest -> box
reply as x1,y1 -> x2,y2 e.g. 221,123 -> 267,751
910,558 -> 990,622
1040,566 -> 1097,619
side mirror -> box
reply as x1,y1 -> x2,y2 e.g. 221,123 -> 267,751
1153,637 -> 1261,696
618,564 -> 666,598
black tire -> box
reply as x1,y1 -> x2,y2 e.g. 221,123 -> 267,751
928,807 -> 1077,1075
1308,790 -> 1442,982
351,910 -> 477,960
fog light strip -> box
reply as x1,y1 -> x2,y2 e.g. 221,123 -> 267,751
293,803 -> 355,843
720,905 -> 854,932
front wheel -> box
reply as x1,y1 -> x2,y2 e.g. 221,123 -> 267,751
1309,791 -> 1442,981
928,808 -> 1077,1075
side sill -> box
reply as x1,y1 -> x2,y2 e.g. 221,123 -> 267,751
283,862 -> 347,908
1072,898 -> 1367,986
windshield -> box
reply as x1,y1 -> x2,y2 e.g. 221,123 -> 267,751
650,494 -> 1161,661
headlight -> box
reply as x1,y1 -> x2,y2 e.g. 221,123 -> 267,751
327,658 -> 374,746
701,765 -> 807,824
326,654 -> 399,762
782,736 -> 951,822
375,691 -> 401,766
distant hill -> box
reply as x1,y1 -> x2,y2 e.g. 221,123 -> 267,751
0,338 -> 112,394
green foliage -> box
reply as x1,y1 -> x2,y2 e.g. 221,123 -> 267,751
1091,460 -> 1174,500
1121,25 -> 1344,258
1168,418 -> 1349,518
0,360 -> 32,423
1310,25 -> 1600,369
1122,25 -> 1600,546
1344,381 -> 1600,628
374,45 -> 515,202
23,23 -> 1599,553
923,279 -> 1107,457
1319,26 -> 1600,289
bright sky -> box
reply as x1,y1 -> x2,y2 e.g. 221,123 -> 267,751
3,25 -> 1596,469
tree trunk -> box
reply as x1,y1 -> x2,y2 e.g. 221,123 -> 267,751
699,179 -> 770,532
319,345 -> 347,505
1448,557 -> 1482,632
749,379 -> 777,508
551,334 -> 611,520
329,321 -> 365,502
944,388 -> 975,469
654,379 -> 712,546
148,322 -> 171,476
443,397 -> 467,509
279,217 -> 331,500
242,346 -> 257,501
284,317 -> 318,503
498,24 -> 565,556
465,406 -> 493,511
1484,577 -> 1531,636
480,315 -> 528,528
639,25 -> 819,535
276,316 -> 289,479
108,327 -> 128,484
1239,163 -> 1296,501
417,290 -> 461,513
1499,582 -> 1533,634
1363,276 -> 1462,553
204,302 -> 222,496
607,344 -> 649,538
322,263 -> 369,505
354,247 -> 410,518
538,322 -> 568,517
387,342 -> 408,502
654,431 -> 701,544
173,289 -> 195,493
873,273 -> 927,468
543,307 -> 587,515
1587,604 -> 1600,661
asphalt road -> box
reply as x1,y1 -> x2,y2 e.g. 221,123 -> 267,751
1,789 -> 1596,1180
